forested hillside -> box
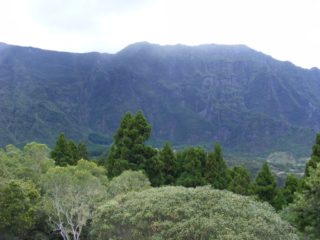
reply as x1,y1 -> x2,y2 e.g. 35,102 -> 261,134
0,41 -> 320,157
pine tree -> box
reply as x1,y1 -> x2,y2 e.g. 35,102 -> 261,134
78,140 -> 89,160
195,146 -> 207,177
175,149 -> 188,179
176,147 -> 206,187
68,140 -> 79,166
304,133 -> 320,177
204,151 -> 219,186
159,141 -> 177,185
106,111 -> 162,186
270,189 -> 287,211
51,133 -> 72,166
142,147 -> 164,187
283,174 -> 299,204
251,162 -> 277,202
215,142 -> 231,189
204,142 -> 231,190
282,163 -> 320,238
228,164 -> 251,195
106,112 -> 135,179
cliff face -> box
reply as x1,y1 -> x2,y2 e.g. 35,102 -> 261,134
0,42 -> 319,155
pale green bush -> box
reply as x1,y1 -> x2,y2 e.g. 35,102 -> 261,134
91,186 -> 298,240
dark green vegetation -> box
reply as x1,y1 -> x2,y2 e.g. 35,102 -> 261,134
106,110 -> 162,186
0,141 -> 300,239
2,116 -> 320,239
51,133 -> 89,166
103,110 -> 300,212
106,111 -> 233,189
0,42 -> 319,159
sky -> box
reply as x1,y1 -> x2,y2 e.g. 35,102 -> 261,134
1,0 -> 320,69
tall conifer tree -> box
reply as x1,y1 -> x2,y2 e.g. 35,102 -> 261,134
176,147 -> 206,187
204,151 -> 219,186
251,162 -> 277,202
283,174 -> 299,204
228,164 -> 251,195
204,142 -> 231,189
51,133 -> 72,167
68,140 -> 79,166
304,133 -> 320,177
106,111 -> 162,186
78,140 -> 89,160
159,141 -> 177,185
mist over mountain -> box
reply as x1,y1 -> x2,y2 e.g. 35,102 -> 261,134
0,41 -> 319,157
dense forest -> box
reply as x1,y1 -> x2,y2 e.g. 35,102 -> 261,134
1,110 -> 320,239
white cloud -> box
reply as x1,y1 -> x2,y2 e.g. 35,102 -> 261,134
0,0 -> 319,68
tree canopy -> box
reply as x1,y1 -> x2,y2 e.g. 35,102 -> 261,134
41,160 -> 107,240
251,161 -> 277,203
106,111 -> 163,186
91,186 -> 298,240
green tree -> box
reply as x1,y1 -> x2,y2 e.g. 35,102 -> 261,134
270,189 -> 287,211
106,112 -> 138,178
107,170 -> 150,198
91,186 -> 299,240
68,140 -> 79,166
106,111 -> 162,186
281,163 -> 320,239
0,180 -> 40,239
78,140 -> 89,160
175,148 -> 188,178
158,141 -> 177,185
204,150 -> 219,184
251,162 -> 277,203
304,133 -> 320,177
228,164 -> 251,195
283,174 -> 299,204
51,133 -> 72,167
0,142 -> 54,185
41,160 -> 107,240
176,147 -> 206,187
195,146 -> 207,176
0,143 -> 54,239
205,142 -> 230,189
142,146 -> 164,187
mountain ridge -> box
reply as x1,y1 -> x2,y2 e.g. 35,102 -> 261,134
0,41 -> 319,157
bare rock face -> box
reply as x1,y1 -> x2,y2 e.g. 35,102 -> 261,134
0,41 -> 318,155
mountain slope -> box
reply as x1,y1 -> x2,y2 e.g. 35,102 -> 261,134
0,42 -> 319,156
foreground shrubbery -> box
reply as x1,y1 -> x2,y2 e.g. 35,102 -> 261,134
2,112 -> 320,239
91,186 -> 298,240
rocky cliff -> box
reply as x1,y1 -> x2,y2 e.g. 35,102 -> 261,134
0,42 -> 318,156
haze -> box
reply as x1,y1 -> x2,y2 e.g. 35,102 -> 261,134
1,0 -> 319,69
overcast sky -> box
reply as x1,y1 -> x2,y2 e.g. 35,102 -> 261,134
1,0 -> 319,69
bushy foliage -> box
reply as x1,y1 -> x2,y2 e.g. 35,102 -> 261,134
281,163 -> 320,239
0,142 -> 54,184
0,180 -> 40,239
304,133 -> 320,177
41,160 -> 107,240
107,170 -> 151,198
91,186 -> 298,240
